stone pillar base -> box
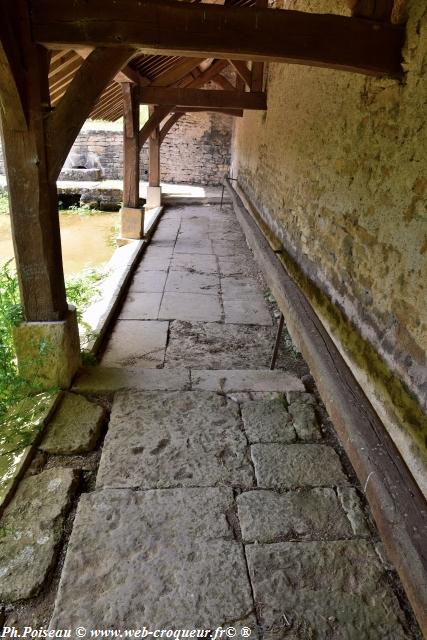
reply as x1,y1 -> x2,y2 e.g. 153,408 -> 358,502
120,206 -> 145,239
145,186 -> 162,209
13,305 -> 81,390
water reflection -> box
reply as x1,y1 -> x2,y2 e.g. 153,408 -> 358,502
0,212 -> 119,275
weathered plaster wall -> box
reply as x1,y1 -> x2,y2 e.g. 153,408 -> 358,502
232,0 -> 427,486
0,112 -> 232,186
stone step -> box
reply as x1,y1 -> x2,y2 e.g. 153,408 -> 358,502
73,366 -> 305,394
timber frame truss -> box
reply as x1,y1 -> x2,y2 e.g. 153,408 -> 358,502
0,0 -> 403,321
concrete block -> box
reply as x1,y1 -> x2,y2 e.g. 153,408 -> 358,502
120,206 -> 145,239
145,186 -> 162,209
13,305 -> 81,390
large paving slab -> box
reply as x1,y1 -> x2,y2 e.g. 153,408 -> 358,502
96,391 -> 254,489
241,398 -> 296,444
165,270 -> 220,295
165,321 -> 278,368
221,275 -> 264,300
0,468 -> 78,602
237,489 -> 357,542
40,392 -> 105,455
159,292 -> 222,322
251,443 -> 349,489
118,292 -> 162,320
128,269 -> 168,293
73,367 -> 191,393
102,320 -> 168,367
218,255 -> 259,278
170,252 -> 218,274
50,488 -> 255,630
246,540 -> 409,638
223,299 -> 273,326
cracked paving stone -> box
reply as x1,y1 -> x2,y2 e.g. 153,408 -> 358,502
165,321 -> 278,369
0,468 -> 78,602
50,488 -> 256,630
287,392 -> 322,441
246,540 -> 409,639
237,489 -> 355,542
251,444 -> 349,489
102,320 -> 168,367
96,391 -> 254,489
241,398 -> 296,444
40,392 -> 106,455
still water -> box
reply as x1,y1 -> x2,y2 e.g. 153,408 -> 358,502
0,212 -> 119,275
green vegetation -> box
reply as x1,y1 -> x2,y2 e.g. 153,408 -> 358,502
0,193 -> 9,215
0,260 -> 105,419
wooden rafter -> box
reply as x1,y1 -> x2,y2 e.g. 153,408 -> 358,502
214,74 -> 236,91
150,57 -> 205,86
160,113 -> 184,144
31,0 -> 405,77
229,60 -> 252,89
46,47 -> 134,181
139,87 -> 266,110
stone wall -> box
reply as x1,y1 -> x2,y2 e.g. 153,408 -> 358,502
231,0 -> 427,490
0,111 -> 232,186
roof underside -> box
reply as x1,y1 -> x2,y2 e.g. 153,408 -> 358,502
48,0 -> 257,122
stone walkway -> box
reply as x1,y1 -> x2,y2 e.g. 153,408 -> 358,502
6,204 -> 419,636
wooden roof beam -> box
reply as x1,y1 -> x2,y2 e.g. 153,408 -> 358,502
75,47 -> 150,85
31,0 -> 405,77
139,87 -> 266,110
172,106 -> 244,116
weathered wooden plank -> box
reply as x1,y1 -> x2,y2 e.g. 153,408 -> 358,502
46,47 -> 134,181
225,178 -> 427,635
31,0 -> 405,77
139,87 -> 267,109
122,82 -> 140,209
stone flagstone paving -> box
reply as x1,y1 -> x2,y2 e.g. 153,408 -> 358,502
48,204 -> 418,638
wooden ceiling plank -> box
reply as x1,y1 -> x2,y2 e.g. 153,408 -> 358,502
150,57 -> 205,86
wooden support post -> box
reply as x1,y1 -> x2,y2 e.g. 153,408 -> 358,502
0,0 -> 81,387
0,3 -> 68,322
120,81 -> 145,238
122,82 -> 140,209
147,106 -> 161,208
